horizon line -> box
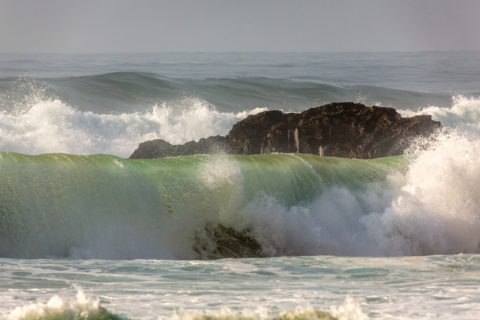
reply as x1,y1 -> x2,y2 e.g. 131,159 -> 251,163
1,50 -> 480,55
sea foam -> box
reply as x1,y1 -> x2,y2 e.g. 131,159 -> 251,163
7,289 -> 367,320
0,94 -> 266,157
6,288 -> 123,320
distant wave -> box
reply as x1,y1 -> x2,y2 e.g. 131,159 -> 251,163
0,72 -> 450,114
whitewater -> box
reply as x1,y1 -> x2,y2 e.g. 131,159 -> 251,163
1,52 -> 480,319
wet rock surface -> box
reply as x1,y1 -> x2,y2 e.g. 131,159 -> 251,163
130,102 -> 441,159
193,224 -> 265,259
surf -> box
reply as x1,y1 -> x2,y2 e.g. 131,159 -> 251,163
6,288 -> 367,320
1,144 -> 479,259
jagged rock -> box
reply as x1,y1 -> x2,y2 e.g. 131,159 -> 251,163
130,102 -> 441,159
130,135 -> 229,159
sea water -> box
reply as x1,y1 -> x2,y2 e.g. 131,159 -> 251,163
0,52 -> 480,319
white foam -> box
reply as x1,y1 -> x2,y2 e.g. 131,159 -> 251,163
6,288 -> 107,320
240,186 -> 391,257
330,297 -> 369,320
400,95 -> 480,134
363,95 -> 480,255
200,156 -> 244,190
362,131 -> 480,255
170,297 -> 368,320
0,96 -> 267,157
241,129 -> 480,256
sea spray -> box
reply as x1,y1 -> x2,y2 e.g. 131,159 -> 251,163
0,93 -> 266,157
400,95 -> 480,134
362,131 -> 480,255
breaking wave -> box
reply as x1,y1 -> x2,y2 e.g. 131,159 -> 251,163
1,137 -> 480,259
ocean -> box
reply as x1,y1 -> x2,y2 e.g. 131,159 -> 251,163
0,52 -> 479,319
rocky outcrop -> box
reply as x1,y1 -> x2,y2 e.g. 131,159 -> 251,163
130,102 -> 441,159
130,135 -> 229,159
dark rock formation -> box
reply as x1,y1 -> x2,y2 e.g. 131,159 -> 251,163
130,102 -> 441,159
130,135 -> 229,159
193,224 -> 265,259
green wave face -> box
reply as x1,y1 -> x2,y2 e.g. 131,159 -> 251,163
0,153 -> 405,259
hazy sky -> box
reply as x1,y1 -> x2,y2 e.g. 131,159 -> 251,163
1,0 -> 479,53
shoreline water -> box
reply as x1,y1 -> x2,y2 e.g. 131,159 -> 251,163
2,254 -> 479,320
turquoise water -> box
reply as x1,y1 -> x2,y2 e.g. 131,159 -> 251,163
0,153 -> 403,259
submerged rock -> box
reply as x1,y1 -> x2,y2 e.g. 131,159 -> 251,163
193,224 -> 265,259
130,102 -> 441,159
